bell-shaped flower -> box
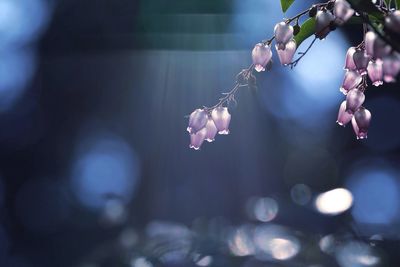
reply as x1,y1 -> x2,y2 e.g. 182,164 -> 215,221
353,49 -> 370,75
252,43 -> 273,72
385,10 -> 400,34
344,47 -> 357,70
211,107 -> 231,135
340,70 -> 362,95
205,117 -> 218,142
382,53 -> 400,83
334,0 -> 354,25
336,101 -> 353,126
274,22 -> 294,50
315,10 -> 335,39
187,109 -> 208,134
364,31 -> 390,59
276,39 -> 297,65
352,107 -> 371,139
189,127 -> 207,150
346,89 -> 365,114
367,60 -> 383,86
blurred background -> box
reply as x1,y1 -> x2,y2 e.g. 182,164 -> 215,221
0,0 -> 399,266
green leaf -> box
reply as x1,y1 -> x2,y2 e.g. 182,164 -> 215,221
384,0 -> 391,7
293,18 -> 316,47
396,0 -> 400,9
280,0 -> 295,13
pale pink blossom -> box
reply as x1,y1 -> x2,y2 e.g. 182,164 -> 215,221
211,107 -> 231,135
252,43 -> 273,72
274,22 -> 294,50
336,101 -> 353,126
276,40 -> 297,65
352,107 -> 371,139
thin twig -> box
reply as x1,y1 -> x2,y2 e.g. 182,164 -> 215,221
288,37 -> 318,68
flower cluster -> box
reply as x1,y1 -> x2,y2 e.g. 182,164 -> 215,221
187,107 -> 231,150
187,0 -> 400,149
253,0 -> 354,70
337,24 -> 400,139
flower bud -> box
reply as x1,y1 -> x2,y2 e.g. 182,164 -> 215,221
274,22 -> 294,50
382,53 -> 400,83
353,49 -> 370,75
315,10 -> 335,39
334,0 -> 354,25
276,39 -> 297,65
205,117 -> 218,142
309,5 -> 318,17
352,107 -> 371,139
187,109 -> 208,134
340,70 -> 362,95
344,47 -> 357,70
367,60 -> 383,86
346,89 -> 365,114
336,101 -> 353,126
252,43 -> 273,72
189,128 -> 207,150
211,107 -> 231,135
385,10 -> 400,34
364,31 -> 391,59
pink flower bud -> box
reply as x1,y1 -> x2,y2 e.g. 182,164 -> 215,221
252,43 -> 273,72
274,22 -> 294,50
346,89 -> 365,114
367,60 -> 383,86
340,70 -> 362,95
353,49 -> 370,75
187,109 -> 208,134
334,0 -> 354,25
336,101 -> 353,126
276,39 -> 297,65
385,10 -> 400,34
364,31 -> 390,59
205,117 -> 218,142
211,107 -> 231,135
344,47 -> 357,70
352,107 -> 371,139
382,53 -> 400,83
189,128 -> 207,150
315,10 -> 335,40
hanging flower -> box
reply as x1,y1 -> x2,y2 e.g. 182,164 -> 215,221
336,101 -> 353,126
205,117 -> 218,142
385,10 -> 400,34
315,10 -> 335,39
252,43 -> 273,72
353,49 -> 370,75
344,47 -> 357,70
346,89 -> 365,114
364,31 -> 391,59
367,60 -> 383,86
334,0 -> 354,25
352,107 -> 372,139
340,70 -> 362,95
189,128 -> 208,150
382,53 -> 400,83
187,109 -> 208,134
274,22 -> 294,50
276,40 -> 297,65
211,107 -> 231,135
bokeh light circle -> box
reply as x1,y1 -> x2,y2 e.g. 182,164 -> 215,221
71,132 -> 140,210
